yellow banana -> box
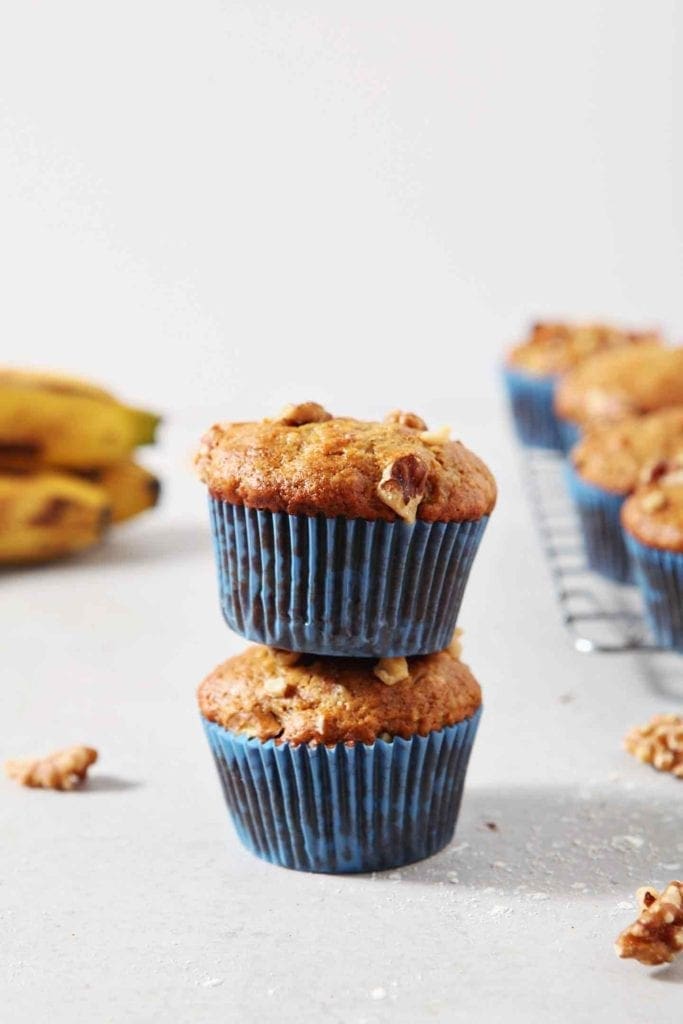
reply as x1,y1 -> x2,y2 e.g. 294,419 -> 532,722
0,368 -> 117,403
0,472 -> 111,563
82,460 -> 161,523
0,369 -> 160,469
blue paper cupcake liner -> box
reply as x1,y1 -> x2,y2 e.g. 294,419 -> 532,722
502,367 -> 563,451
201,706 -> 482,873
558,419 -> 582,453
564,463 -> 633,583
625,536 -> 683,651
209,499 -> 489,657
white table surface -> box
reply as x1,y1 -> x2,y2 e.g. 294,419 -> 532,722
3,394 -> 683,1024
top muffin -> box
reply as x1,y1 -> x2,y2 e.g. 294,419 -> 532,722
555,345 -> 683,429
196,403 -> 497,523
506,321 -> 660,377
571,408 -> 683,495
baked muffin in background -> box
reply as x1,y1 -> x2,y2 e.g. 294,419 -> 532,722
503,321 -> 660,451
566,408 -> 683,583
196,403 -> 496,658
198,641 -> 482,873
554,344 -> 683,450
622,477 -> 683,651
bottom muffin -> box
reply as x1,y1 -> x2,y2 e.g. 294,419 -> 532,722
622,480 -> 683,651
198,644 -> 482,873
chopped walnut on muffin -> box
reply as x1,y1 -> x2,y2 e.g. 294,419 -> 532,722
277,401 -> 332,426
616,882 -> 683,966
384,410 -> 428,431
373,657 -> 410,686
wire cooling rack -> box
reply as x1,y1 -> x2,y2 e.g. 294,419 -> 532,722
520,448 -> 657,654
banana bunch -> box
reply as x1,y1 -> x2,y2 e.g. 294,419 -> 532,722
0,369 -> 161,564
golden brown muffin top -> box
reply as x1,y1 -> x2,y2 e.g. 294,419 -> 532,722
555,345 -> 683,428
622,478 -> 683,553
197,643 -> 482,746
506,321 -> 660,377
571,408 -> 683,495
195,404 -> 496,523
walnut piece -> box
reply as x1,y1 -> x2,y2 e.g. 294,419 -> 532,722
419,425 -> 451,446
5,745 -> 98,791
278,402 -> 332,426
264,675 -> 289,697
377,454 -> 428,524
584,389 -> 637,421
448,627 -> 464,660
271,649 -> 301,667
616,881 -> 683,965
384,410 -> 428,432
624,714 -> 683,777
640,490 -> 667,513
639,458 -> 683,486
373,656 -> 410,686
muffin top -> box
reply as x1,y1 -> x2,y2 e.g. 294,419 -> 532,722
555,345 -> 683,428
195,403 -> 496,523
621,477 -> 683,552
506,321 -> 660,377
571,408 -> 683,495
197,642 -> 482,746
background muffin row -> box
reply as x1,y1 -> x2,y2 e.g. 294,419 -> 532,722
504,323 -> 683,652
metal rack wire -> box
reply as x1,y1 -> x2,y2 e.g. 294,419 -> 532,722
521,448 -> 658,654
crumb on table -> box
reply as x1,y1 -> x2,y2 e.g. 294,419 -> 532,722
4,745 -> 98,790
615,881 -> 683,966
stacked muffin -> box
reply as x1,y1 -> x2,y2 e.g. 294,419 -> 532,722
195,403 -> 497,872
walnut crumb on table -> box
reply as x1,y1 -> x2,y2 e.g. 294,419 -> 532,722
4,745 -> 98,790
624,714 -> 683,777
616,882 -> 683,966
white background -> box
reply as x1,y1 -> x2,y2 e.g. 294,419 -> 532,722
2,3 -> 683,1022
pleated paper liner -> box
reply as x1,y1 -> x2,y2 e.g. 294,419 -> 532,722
564,463 -> 633,583
209,499 -> 489,657
558,419 -> 582,454
202,706 -> 482,873
625,535 -> 683,652
502,366 -> 564,451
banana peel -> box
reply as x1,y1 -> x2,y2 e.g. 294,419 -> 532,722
0,369 -> 160,469
80,461 -> 161,524
0,472 -> 111,564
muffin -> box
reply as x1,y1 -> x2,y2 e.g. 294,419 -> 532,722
196,403 -> 497,658
622,477 -> 683,651
567,408 -> 683,583
503,321 -> 660,451
198,641 -> 483,873
555,344 -> 683,450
